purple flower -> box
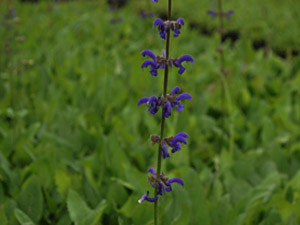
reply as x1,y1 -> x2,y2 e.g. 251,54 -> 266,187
207,9 -> 234,20
141,49 -> 166,76
207,10 -> 218,19
154,18 -> 185,39
138,96 -> 161,114
225,10 -> 234,20
152,0 -> 158,2
165,178 -> 184,192
153,18 -> 167,39
173,55 -> 194,74
138,190 -> 158,203
162,144 -> 170,158
171,18 -> 185,37
162,102 -> 172,117
172,92 -> 193,112
169,86 -> 192,112
139,168 -> 184,203
168,132 -> 189,153
162,132 -> 189,157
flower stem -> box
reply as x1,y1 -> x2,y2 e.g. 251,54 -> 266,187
217,0 -> 234,153
154,0 -> 172,224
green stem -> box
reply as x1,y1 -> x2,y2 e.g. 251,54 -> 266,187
217,0 -> 234,153
154,0 -> 172,224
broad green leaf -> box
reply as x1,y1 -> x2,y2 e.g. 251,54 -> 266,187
17,176 -> 43,223
67,189 -> 107,225
14,208 -> 35,225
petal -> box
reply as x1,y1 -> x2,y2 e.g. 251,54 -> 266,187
177,55 -> 194,64
173,30 -> 180,37
153,18 -> 164,27
138,190 -> 158,203
162,144 -> 170,159
138,97 -> 149,106
171,143 -> 181,153
163,102 -> 172,118
175,132 -> 189,138
138,193 -> 148,203
141,60 -> 158,69
146,195 -> 158,202
150,68 -> 158,76
226,10 -> 234,20
141,50 -> 157,61
207,10 -> 217,19
148,168 -> 156,175
148,96 -> 159,104
160,30 -> 166,39
166,177 -> 184,186
171,86 -> 181,95
152,0 -> 158,2
178,66 -> 185,74
176,93 -> 192,101
176,102 -> 184,112
172,136 -> 187,144
165,186 -> 172,192
177,17 -> 184,25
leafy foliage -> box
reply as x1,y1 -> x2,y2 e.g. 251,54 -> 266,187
0,0 -> 300,225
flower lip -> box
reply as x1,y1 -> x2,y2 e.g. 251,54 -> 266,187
141,49 -> 157,61
171,86 -> 181,95
166,177 -> 184,186
173,55 -> 194,74
141,60 -> 158,69
148,168 -> 156,175
138,190 -> 158,203
176,93 -> 193,101
138,97 -> 150,106
162,144 -> 170,158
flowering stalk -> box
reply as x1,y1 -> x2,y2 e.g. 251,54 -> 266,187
138,0 -> 194,224
2,6 -> 17,157
208,0 -> 234,152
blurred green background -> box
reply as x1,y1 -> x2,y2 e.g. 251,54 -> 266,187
0,0 -> 300,224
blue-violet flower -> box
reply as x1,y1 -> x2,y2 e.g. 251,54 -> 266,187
173,55 -> 194,74
138,168 -> 184,203
153,18 -> 185,39
162,132 -> 189,158
137,86 -> 192,117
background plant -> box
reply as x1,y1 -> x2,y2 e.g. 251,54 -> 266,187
0,1 -> 300,225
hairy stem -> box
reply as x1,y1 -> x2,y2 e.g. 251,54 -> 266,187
154,0 -> 172,224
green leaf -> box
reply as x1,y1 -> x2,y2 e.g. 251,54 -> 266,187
0,206 -> 8,225
67,189 -> 107,225
17,176 -> 43,223
14,208 -> 35,225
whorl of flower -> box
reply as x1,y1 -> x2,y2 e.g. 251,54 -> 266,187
225,10 -> 234,20
153,18 -> 167,39
173,55 -> 194,74
207,9 -> 234,20
161,132 -> 189,158
153,18 -> 185,39
138,168 -> 184,203
141,50 -> 193,76
138,96 -> 161,114
140,11 -> 156,19
171,18 -> 184,37
207,10 -> 218,19
137,86 -> 192,117
141,49 -> 166,76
